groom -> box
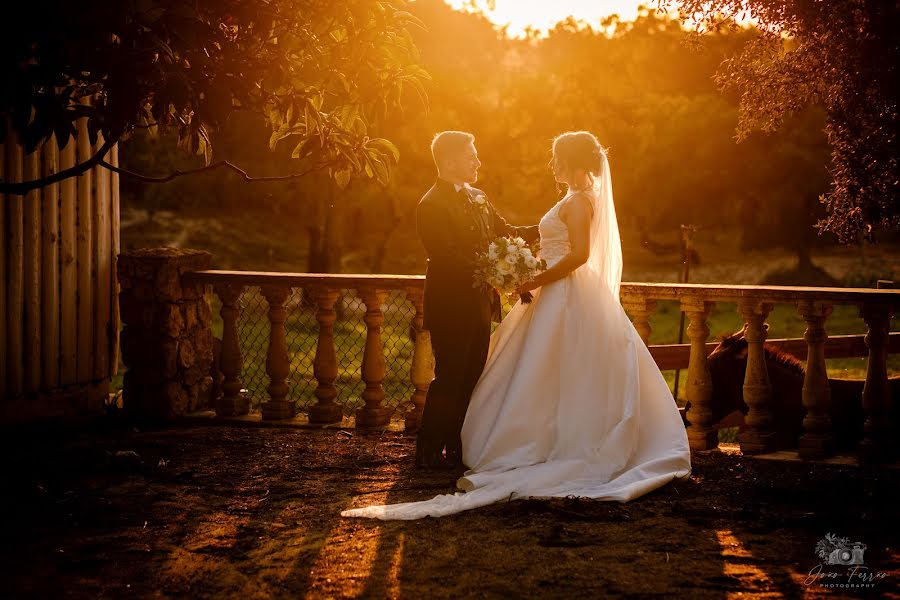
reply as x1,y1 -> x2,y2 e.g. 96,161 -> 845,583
415,131 -> 540,468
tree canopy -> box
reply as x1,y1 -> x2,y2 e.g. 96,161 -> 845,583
664,0 -> 900,242
118,2 -> 839,276
0,0 -> 428,194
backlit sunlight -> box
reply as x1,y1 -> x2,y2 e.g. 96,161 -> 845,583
444,0 -> 662,36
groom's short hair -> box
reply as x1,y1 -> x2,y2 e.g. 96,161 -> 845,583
431,130 -> 474,170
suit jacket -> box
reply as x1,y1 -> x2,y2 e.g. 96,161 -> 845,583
417,178 -> 540,330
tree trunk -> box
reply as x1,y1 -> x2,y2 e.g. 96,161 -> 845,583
796,193 -> 818,271
369,192 -> 404,274
304,178 -> 345,318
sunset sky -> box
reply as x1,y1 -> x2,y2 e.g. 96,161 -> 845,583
444,0 -> 667,36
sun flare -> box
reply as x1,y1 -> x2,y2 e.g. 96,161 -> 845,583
444,0 -> 659,36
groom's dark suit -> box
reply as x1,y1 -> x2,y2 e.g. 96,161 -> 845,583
416,178 -> 539,465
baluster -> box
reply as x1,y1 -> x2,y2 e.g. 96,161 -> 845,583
356,286 -> 391,428
622,294 -> 656,346
261,285 -> 295,420
405,286 -> 434,433
738,299 -> 776,454
797,301 -> 834,458
308,286 -> 343,424
682,298 -> 717,450
859,302 -> 894,462
213,283 -> 249,416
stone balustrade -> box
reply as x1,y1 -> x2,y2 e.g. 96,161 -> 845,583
145,269 -> 900,462
617,282 -> 899,461
183,272 -> 428,431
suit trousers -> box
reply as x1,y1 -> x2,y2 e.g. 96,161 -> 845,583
417,294 -> 493,456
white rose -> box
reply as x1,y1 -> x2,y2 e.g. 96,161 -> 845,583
506,244 -> 520,256
471,192 -> 487,205
513,237 -> 526,247
521,248 -> 533,259
525,255 -> 537,269
496,260 -> 513,274
487,242 -> 499,260
504,253 -> 518,265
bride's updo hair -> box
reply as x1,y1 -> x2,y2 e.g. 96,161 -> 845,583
552,131 -> 606,180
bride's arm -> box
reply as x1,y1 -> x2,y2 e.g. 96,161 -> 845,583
516,193 -> 593,293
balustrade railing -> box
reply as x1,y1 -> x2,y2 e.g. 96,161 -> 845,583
185,271 -> 899,461
187,272 -> 428,430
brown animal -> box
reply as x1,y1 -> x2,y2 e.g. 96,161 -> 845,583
697,328 -> 899,450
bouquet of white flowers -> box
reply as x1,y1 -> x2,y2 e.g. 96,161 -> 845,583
473,235 -> 547,304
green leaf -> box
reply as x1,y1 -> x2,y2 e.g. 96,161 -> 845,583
337,144 -> 362,170
285,102 -> 295,127
269,125 -> 292,151
367,137 -> 400,162
196,125 -> 212,165
370,155 -> 389,183
291,136 -> 320,160
335,169 -> 351,189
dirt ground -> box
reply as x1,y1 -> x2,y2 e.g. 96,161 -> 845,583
2,421 -> 899,599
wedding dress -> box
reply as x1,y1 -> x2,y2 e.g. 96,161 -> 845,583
342,153 -> 692,520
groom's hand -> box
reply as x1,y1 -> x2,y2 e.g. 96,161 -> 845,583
515,279 -> 539,295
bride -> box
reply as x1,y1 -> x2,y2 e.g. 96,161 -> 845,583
342,131 -> 692,520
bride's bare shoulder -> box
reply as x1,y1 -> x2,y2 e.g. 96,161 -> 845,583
559,191 -> 594,220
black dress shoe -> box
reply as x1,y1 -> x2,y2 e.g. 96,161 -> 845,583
415,443 -> 446,469
445,444 -> 464,468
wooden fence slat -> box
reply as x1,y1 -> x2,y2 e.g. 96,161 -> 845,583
92,133 -> 110,380
5,134 -> 24,397
23,148 -> 42,393
41,135 -> 60,388
109,144 -> 120,378
0,137 -> 6,398
75,117 -> 93,381
59,135 -> 77,384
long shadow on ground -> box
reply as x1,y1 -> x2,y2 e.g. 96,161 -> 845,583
1,422 -> 898,598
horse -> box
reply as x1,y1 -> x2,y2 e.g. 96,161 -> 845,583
698,328 -> 900,451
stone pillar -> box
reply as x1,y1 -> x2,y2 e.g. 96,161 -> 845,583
859,302 -> 895,462
356,286 -> 391,428
308,286 -> 343,424
798,301 -> 834,458
213,283 -> 249,416
118,248 -> 213,421
682,298 -> 717,451
738,299 -> 776,454
405,286 -> 434,433
622,295 -> 656,346
260,284 -> 295,420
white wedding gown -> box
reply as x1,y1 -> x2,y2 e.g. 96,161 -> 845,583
342,156 -> 691,520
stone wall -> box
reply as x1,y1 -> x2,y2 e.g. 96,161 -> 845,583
117,248 -> 213,421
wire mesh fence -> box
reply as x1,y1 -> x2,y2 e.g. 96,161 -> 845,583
206,284 -> 515,419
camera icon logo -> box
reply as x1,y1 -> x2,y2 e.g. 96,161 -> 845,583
825,542 -> 867,566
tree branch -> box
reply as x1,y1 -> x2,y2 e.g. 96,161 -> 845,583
97,158 -> 339,185
0,135 -> 119,196
0,142 -> 338,196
